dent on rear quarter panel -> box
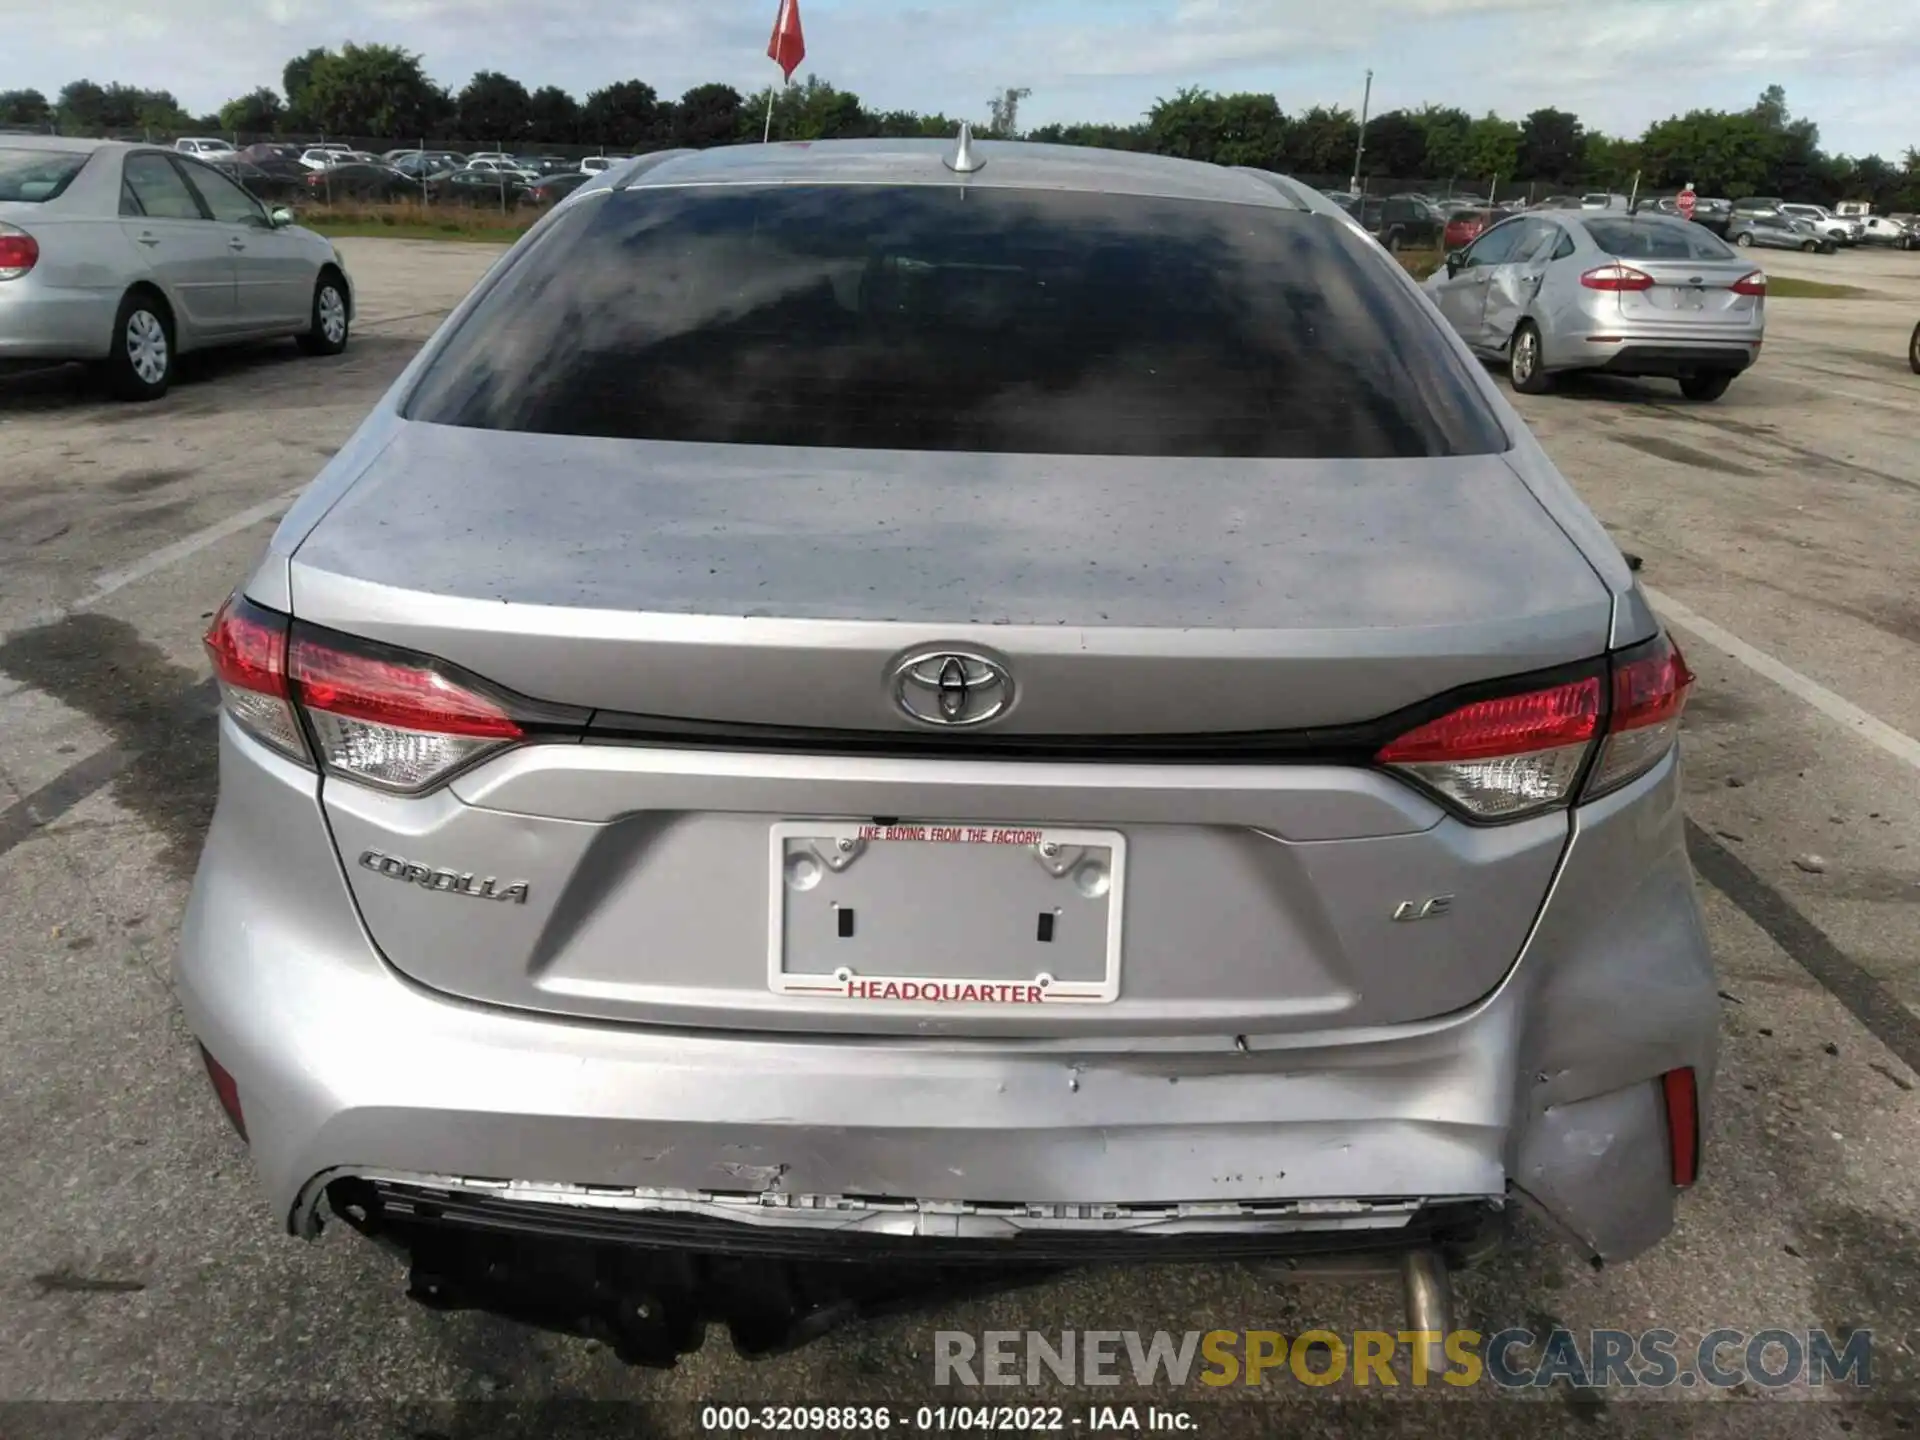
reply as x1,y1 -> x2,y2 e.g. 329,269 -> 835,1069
1506,751 -> 1717,1261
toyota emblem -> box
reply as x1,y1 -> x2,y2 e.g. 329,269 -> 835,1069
890,649 -> 1014,728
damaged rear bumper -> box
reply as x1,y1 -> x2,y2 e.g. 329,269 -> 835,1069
177,727 -> 1715,1289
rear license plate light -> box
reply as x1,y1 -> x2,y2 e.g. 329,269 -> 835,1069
768,822 -> 1125,1005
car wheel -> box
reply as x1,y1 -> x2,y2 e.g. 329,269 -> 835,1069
297,271 -> 350,357
1734,231 -> 1753,246
1909,321 -> 1920,375
1679,371 -> 1734,402
101,289 -> 174,402
1801,239 -> 1817,252
1507,321 -> 1552,395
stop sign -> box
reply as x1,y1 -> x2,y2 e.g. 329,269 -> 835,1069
1677,190 -> 1697,221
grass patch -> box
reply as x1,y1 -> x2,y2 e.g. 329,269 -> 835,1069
298,201 -> 532,244
1762,275 -> 1870,300
1396,248 -> 1445,281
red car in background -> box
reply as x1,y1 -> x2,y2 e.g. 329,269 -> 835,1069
1443,207 -> 1502,252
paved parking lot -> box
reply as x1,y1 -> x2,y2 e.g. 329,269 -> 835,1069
2,237 -> 1919,1438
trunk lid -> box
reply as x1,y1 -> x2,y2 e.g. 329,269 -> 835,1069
1612,258 -> 1761,328
290,421 -> 1610,1037
288,421 -> 1609,733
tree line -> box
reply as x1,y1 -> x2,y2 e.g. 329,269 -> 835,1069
2,44 -> 1916,210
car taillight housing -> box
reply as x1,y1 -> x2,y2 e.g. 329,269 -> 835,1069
290,632 -> 524,792
1587,632 -> 1695,798
1375,632 -> 1694,822
1580,264 -> 1656,292
1376,676 -> 1602,820
0,222 -> 39,281
203,592 -> 579,794
1730,272 -> 1767,296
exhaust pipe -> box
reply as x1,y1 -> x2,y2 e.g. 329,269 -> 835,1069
1399,1249 -> 1453,1378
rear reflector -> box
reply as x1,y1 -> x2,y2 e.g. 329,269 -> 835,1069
203,593 -> 307,760
198,1043 -> 248,1142
1662,1067 -> 1699,1187
0,223 -> 37,280
1581,264 -> 1656,292
290,634 -> 524,793
1586,633 -> 1694,798
1375,677 -> 1601,820
1730,272 -> 1766,297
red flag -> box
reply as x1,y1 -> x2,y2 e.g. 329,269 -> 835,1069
768,0 -> 807,82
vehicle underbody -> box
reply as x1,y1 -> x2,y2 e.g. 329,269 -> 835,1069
325,1174 -> 1503,1366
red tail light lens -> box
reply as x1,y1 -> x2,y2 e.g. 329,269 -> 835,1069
1375,677 -> 1602,820
199,1043 -> 248,1142
1581,264 -> 1656,292
1586,633 -> 1694,798
1730,272 -> 1766,296
289,633 -> 524,793
1662,1066 -> 1699,1187
203,593 -> 307,759
0,223 -> 39,280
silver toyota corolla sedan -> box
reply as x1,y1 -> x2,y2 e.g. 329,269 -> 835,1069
1426,210 -> 1765,401
0,135 -> 352,400
178,136 -> 1716,1362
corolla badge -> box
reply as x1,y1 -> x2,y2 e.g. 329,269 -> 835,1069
358,849 -> 530,903
890,649 -> 1015,727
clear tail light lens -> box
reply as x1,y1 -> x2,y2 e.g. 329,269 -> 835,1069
1587,633 -> 1694,798
1580,264 -> 1656,291
290,634 -> 524,793
1730,272 -> 1766,296
203,593 -> 307,759
1375,677 -> 1602,820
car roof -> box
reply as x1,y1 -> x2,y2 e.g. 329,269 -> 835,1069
608,138 -> 1309,208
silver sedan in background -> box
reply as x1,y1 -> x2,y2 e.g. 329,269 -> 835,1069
1425,210 -> 1765,401
0,135 -> 353,399
1728,211 -> 1836,253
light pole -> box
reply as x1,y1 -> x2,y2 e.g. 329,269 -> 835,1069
1349,68 -> 1372,194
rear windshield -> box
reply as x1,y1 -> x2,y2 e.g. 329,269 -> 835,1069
1584,218 -> 1736,261
0,149 -> 88,203
405,184 -> 1506,459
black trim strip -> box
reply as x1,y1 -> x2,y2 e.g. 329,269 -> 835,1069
584,653 -> 1612,766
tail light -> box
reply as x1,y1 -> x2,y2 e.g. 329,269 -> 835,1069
204,593 -> 305,758
290,632 -> 523,792
1374,632 -> 1694,822
1662,1067 -> 1700,1187
204,591 -> 581,794
0,222 -> 39,281
1581,264 -> 1656,292
1730,272 -> 1766,296
1586,632 -> 1694,797
1376,677 -> 1601,820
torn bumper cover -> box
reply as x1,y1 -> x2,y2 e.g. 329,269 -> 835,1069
325,1175 -> 1504,1364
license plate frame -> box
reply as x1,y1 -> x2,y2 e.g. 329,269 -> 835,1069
766,820 -> 1126,1005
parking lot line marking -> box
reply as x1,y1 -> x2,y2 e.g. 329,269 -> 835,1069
1645,584 -> 1920,772
3,487 -> 305,643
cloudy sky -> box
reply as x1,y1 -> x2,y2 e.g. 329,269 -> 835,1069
5,0 -> 1915,158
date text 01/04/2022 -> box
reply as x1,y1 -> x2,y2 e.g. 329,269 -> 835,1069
698,1404 -> 1195,1431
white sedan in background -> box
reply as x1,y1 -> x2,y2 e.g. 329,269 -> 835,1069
0,135 -> 353,400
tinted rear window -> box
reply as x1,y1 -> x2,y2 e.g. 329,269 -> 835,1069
405,185 -> 1506,459
0,149 -> 88,203
1583,218 -> 1736,261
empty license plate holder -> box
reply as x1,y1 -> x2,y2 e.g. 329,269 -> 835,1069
768,821 -> 1125,1005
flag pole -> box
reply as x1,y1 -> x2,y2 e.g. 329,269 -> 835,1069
763,81 -> 778,144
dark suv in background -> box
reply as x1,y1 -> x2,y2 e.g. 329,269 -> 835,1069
1353,195 -> 1446,252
